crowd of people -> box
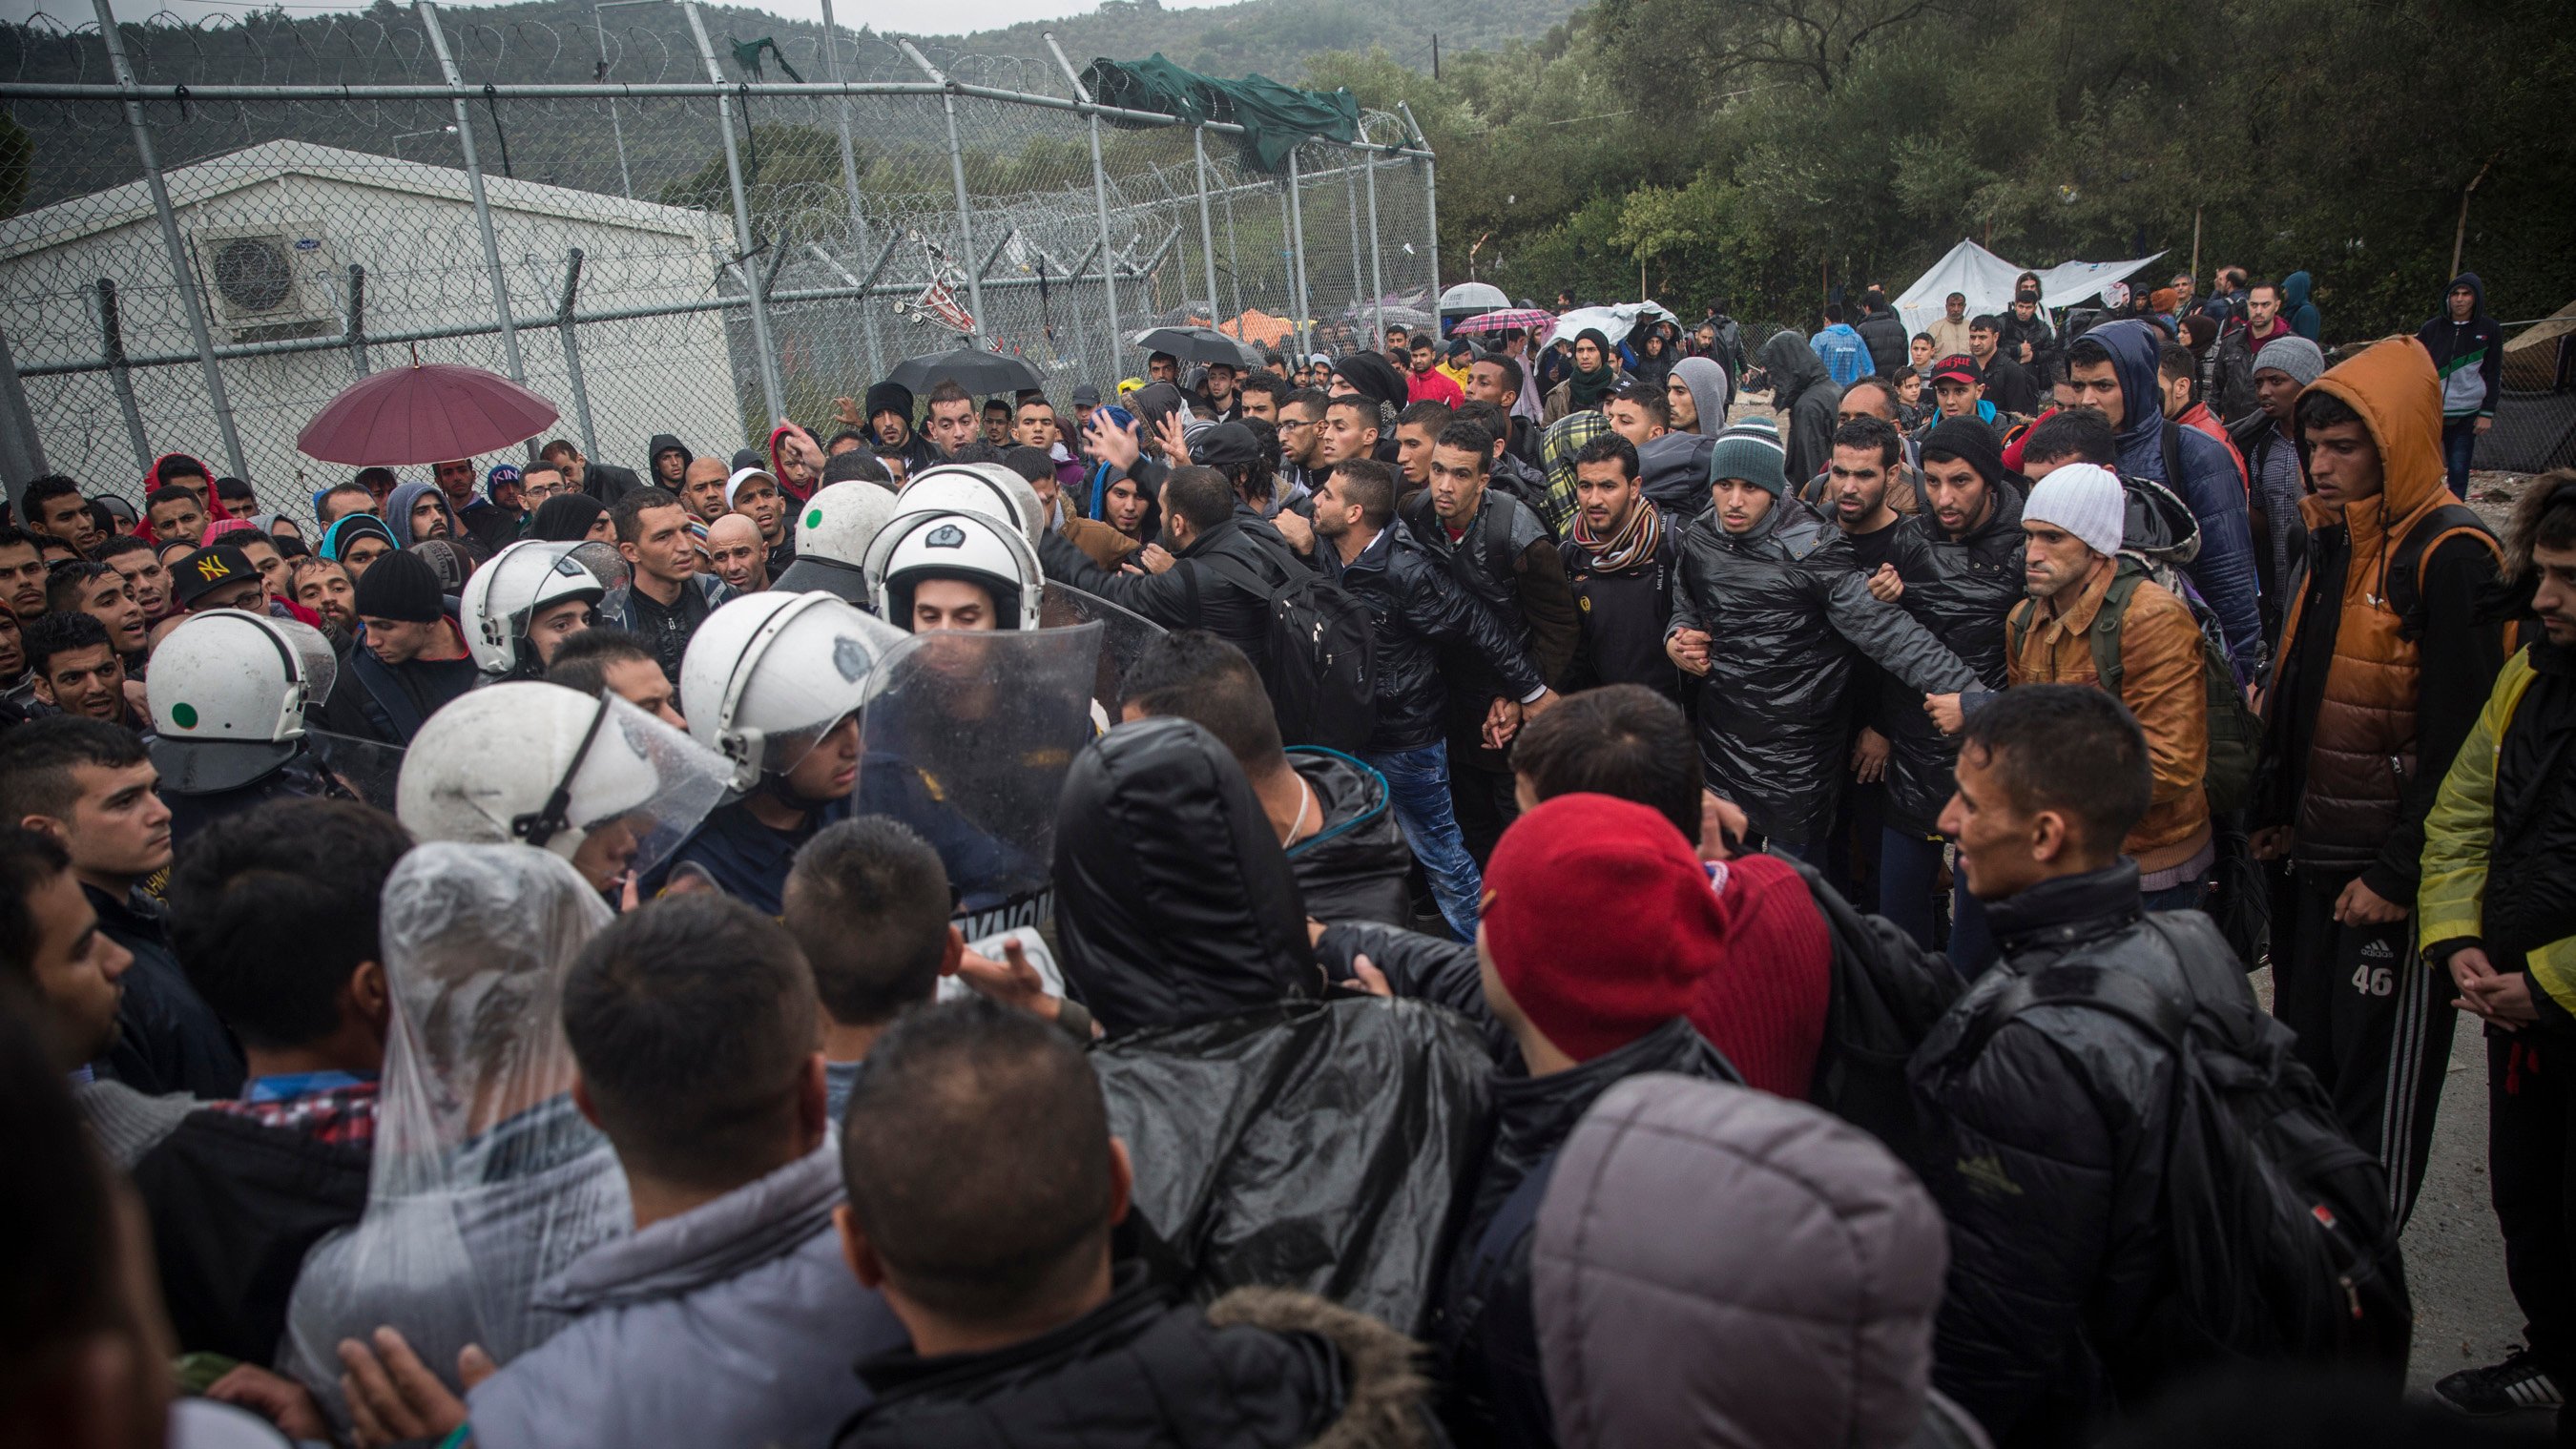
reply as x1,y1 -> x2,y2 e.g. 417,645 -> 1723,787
2,260 -> 2566,1449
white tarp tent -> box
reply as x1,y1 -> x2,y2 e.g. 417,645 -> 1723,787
1552,300 -> 1681,345
1894,239 -> 2166,339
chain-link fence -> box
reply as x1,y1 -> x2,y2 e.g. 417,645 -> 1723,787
0,3 -> 1439,525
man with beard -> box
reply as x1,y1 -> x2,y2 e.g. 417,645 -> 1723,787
1276,387 -> 1332,499
845,382 -> 941,480
678,455 -> 732,525
292,557 -> 358,633
1559,433 -> 1680,701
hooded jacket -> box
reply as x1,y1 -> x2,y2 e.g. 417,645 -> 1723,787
1038,516 -> 1300,682
141,452 -> 235,542
1670,355 -> 1733,438
1534,1075 -> 1991,1449
644,433 -> 693,488
1756,330 -> 1844,492
383,481 -> 467,550
467,1141 -> 907,1449
835,1268 -> 1448,1449
1439,1019 -> 1737,1449
2260,338 -> 2505,898
1667,498 -> 1979,847
2282,270 -> 2321,342
1052,718 -> 1316,1035
1810,322 -> 1875,387
1282,747 -> 1412,928
90,882 -> 246,1101
1879,477 -> 2028,837
2088,320 -> 2264,677
1319,522 -> 1543,752
2418,272 -> 2505,423
1908,862 -> 2275,1444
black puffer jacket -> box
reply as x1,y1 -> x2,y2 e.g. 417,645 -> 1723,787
836,1266 -> 1450,1449
1877,484 -> 2027,836
1283,748 -> 1411,927
1668,499 -> 1978,846
1053,717 -> 1315,1036
1438,1019 -> 1737,1449
1040,517 -> 1302,679
1857,310 -> 1911,379
1906,861 -> 2257,1445
1320,522 -> 1541,752
1397,487 -> 1582,697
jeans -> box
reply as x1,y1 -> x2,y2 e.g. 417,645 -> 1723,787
2441,415 -> 2480,498
1879,827 -> 1996,978
1366,741 -> 1482,942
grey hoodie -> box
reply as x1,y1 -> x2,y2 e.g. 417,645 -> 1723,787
1534,1074 -> 1991,1449
464,1140 -> 907,1449
1670,355 -> 1734,435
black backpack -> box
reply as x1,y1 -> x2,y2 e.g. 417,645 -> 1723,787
1784,855 -> 1968,1167
1202,554 -> 1378,753
1945,915 -> 2412,1377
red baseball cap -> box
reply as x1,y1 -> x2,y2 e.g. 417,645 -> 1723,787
1931,355 -> 1982,385
1481,793 -> 1725,1063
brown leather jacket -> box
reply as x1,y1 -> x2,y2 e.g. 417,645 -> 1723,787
2005,561 -> 2212,872
2262,338 -> 2505,896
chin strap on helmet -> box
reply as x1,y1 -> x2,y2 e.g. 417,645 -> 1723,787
511,693 -> 614,848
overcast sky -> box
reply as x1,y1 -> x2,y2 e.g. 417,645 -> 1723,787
10,0 -> 1235,37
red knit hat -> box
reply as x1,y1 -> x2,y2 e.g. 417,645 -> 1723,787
1482,793 -> 1727,1063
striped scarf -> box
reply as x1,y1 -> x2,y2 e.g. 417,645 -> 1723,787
1571,491 -> 1664,574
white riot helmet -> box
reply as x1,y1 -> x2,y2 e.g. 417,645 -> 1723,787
461,540 -> 627,677
396,682 -> 730,887
774,479 -> 896,606
863,508 -> 1043,631
678,591 -> 908,793
893,462 -> 1046,553
144,611 -> 340,795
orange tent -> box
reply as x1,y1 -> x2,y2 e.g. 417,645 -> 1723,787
1220,310 -> 1300,347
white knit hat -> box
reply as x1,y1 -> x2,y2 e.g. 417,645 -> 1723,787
2023,463 -> 2125,557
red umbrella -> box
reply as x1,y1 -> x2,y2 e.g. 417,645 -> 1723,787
1450,307 -> 1558,342
296,350 -> 560,466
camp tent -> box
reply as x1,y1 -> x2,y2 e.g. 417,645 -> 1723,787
1894,239 -> 2166,339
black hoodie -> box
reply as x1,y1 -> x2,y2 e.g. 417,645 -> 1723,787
2417,271 -> 2505,423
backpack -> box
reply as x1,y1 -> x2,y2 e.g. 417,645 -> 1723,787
2009,554 -> 2262,814
1943,915 -> 2412,1377
2382,502 -> 2501,644
1201,553 -> 1378,753
1784,855 -> 1968,1166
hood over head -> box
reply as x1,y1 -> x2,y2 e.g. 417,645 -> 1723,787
1669,355 -> 1733,433
529,492 -> 609,544
321,512 -> 396,562
2299,336 -> 2449,528
646,433 -> 693,473
383,480 -> 462,549
1051,716 -> 1316,1036
2439,271 -> 2486,321
2083,319 -> 2166,448
863,382 -> 916,428
1754,329 -> 1829,407
142,451 -> 234,536
1330,353 -> 1409,413
2282,270 -> 2313,309
1534,1074 -> 1952,1449
766,424 -> 818,503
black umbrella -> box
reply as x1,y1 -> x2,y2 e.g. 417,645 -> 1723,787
1132,326 -> 1260,368
886,346 -> 1045,396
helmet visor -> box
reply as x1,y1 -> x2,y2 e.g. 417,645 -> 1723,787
564,692 -> 734,880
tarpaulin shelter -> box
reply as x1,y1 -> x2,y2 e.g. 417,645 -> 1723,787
1081,55 -> 1361,173
1219,309 -> 1300,347
1893,239 -> 2165,339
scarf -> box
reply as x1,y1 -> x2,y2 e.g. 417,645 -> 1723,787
1566,329 -> 1620,411
1571,489 -> 1665,574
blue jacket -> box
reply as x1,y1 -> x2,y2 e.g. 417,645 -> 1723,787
2092,320 -> 2266,678
1809,323 -> 1876,387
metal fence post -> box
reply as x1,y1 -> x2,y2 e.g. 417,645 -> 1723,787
900,41 -> 988,350
555,249 -> 600,457
93,280 -> 153,477
1046,32 -> 1121,380
683,0 -> 785,424
420,0 -> 527,388
1221,186 -> 1243,331
1284,148 -> 1312,358
817,0 -> 884,382
90,0 -> 246,480
1399,103 -> 1439,310
343,264 -> 371,380
1342,161 -> 1365,340
1362,153 -> 1387,344
0,325 -> 50,505
1191,127 -> 1221,322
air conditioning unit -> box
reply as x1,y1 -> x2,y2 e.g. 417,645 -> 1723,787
194,222 -> 339,340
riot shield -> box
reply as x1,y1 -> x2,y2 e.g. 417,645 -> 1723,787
858,622 -> 1103,935
307,729 -> 407,811
1039,582 -> 1168,726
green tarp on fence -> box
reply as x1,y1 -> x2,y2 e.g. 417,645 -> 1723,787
1079,53 -> 1363,173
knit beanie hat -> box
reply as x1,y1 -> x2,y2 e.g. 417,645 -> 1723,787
863,381 -> 915,424
352,549 -> 446,624
2253,335 -> 2327,388
320,512 -> 396,562
1482,794 -> 1725,1063
1919,417 -> 2005,490
2022,463 -> 2126,558
1706,418 -> 1790,497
